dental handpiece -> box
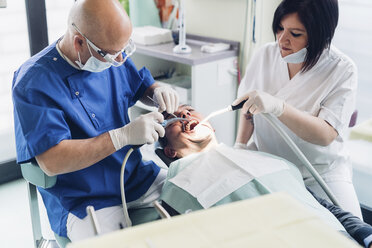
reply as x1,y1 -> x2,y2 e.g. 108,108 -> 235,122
199,99 -> 248,125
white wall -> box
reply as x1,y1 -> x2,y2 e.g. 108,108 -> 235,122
184,0 -> 281,72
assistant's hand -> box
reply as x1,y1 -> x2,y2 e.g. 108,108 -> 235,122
108,112 -> 165,151
153,85 -> 179,114
233,90 -> 285,117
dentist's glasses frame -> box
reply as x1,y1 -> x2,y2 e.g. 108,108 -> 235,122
72,22 -> 136,67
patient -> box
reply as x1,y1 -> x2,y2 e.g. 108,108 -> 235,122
159,105 -> 372,248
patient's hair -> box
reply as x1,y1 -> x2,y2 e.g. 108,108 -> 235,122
272,0 -> 339,72
158,135 -> 168,149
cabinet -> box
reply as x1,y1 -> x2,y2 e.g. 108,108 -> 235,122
130,34 -> 239,146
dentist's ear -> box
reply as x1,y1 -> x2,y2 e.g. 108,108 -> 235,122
164,147 -> 177,158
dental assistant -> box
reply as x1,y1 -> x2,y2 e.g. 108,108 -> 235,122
12,0 -> 179,241
234,0 -> 362,219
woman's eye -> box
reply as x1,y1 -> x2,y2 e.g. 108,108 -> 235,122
291,32 -> 302,37
278,26 -> 284,31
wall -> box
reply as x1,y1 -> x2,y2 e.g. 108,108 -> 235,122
184,0 -> 281,74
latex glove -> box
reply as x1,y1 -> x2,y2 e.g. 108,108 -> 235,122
233,90 -> 285,117
233,142 -> 249,150
153,85 -> 179,114
109,112 -> 165,151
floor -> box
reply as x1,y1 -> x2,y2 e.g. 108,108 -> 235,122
0,179 -> 56,248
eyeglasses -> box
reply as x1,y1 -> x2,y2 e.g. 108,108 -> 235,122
72,23 -> 136,67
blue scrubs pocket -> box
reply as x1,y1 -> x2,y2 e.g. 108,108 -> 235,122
67,72 -> 125,131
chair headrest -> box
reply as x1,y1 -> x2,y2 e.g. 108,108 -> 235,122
155,148 -> 178,167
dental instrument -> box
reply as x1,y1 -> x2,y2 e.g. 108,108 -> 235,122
198,100 -> 340,206
120,115 -> 188,227
161,117 -> 188,128
198,99 -> 248,126
173,0 -> 192,54
86,206 -> 101,236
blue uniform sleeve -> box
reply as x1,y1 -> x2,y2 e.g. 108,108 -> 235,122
123,58 -> 154,107
13,84 -> 71,164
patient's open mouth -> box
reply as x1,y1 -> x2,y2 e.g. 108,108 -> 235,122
184,119 -> 199,132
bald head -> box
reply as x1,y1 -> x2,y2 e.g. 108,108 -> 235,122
68,0 -> 132,52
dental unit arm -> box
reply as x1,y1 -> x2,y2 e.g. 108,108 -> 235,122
199,100 -> 340,206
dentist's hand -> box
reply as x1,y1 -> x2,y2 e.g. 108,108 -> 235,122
109,112 -> 165,151
153,85 -> 179,114
233,90 -> 285,117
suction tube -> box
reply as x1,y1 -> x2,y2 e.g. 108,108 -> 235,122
260,113 -> 340,206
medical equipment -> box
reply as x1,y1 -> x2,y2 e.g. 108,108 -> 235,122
86,206 -> 101,235
120,115 -> 188,227
198,101 -> 340,206
153,201 -> 171,219
173,0 -> 192,54
198,99 -> 248,126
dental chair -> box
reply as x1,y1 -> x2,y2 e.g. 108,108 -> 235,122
21,161 -> 70,248
21,160 -> 161,248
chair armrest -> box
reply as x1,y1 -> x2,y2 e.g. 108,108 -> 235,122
20,162 -> 57,189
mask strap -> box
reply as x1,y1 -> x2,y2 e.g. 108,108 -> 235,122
77,51 -> 83,67
86,41 -> 94,57
77,40 -> 94,66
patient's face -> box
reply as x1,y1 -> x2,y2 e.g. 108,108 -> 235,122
163,105 -> 217,158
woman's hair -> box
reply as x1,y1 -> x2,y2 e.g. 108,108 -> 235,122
272,0 -> 339,72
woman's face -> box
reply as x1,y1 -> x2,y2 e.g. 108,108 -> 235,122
276,12 -> 308,58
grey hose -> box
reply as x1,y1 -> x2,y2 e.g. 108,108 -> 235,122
261,113 -> 340,206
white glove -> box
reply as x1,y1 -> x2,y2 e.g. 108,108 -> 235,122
109,112 -> 165,151
233,142 -> 249,150
233,90 -> 285,117
153,85 -> 179,114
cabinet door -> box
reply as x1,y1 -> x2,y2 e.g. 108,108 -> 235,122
192,57 -> 238,146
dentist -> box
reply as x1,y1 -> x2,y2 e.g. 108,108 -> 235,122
234,0 -> 361,219
12,0 -> 178,241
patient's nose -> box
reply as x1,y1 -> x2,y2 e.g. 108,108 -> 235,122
180,109 -> 191,119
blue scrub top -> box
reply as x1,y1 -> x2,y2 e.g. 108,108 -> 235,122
12,41 -> 160,237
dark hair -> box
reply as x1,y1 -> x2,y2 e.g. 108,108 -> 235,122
158,136 -> 168,148
272,0 -> 339,72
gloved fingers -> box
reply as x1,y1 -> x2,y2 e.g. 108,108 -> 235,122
154,91 -> 166,113
168,90 -> 179,114
154,122 -> 165,138
173,92 -> 179,113
249,104 -> 261,115
232,94 -> 249,106
148,130 -> 159,144
243,96 -> 255,113
149,111 -> 165,123
163,90 -> 172,113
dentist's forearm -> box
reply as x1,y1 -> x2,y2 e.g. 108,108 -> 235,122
278,103 -> 338,146
36,132 -> 116,176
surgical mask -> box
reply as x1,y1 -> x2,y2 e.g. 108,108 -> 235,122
75,46 -> 112,73
282,47 -> 307,64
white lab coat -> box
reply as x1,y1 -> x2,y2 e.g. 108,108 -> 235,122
237,42 -> 357,184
